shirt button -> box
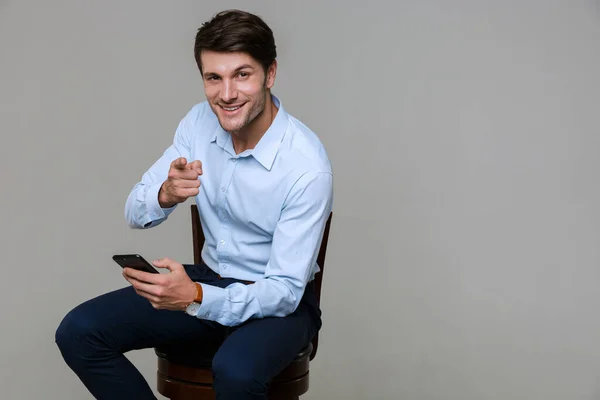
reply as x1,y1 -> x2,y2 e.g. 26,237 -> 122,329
220,240 -> 225,245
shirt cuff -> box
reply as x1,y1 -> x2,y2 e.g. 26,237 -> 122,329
194,283 -> 227,321
145,182 -> 176,221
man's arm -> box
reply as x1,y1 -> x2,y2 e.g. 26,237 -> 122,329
193,171 -> 334,326
124,106 -> 203,229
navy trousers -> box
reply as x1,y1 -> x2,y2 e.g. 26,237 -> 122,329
55,263 -> 322,399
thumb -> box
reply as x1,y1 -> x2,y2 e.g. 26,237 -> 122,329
152,257 -> 182,273
171,157 -> 188,170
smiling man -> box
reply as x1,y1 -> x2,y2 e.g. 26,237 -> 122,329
55,9 -> 333,400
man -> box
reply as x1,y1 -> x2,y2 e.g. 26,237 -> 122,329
55,9 -> 333,400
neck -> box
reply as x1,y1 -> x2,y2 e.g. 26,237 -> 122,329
231,93 -> 278,154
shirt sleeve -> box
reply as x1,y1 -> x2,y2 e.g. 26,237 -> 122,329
124,105 -> 202,229
193,171 -> 333,326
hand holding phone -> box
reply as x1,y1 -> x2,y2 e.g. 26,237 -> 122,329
113,254 -> 159,274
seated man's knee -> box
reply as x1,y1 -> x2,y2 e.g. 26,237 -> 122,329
212,352 -> 267,395
55,304 -> 104,360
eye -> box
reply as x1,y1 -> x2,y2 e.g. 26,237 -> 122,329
206,75 -> 219,81
238,72 -> 249,79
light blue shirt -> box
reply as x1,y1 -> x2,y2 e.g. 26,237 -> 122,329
125,95 -> 333,326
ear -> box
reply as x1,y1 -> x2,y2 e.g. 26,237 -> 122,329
265,60 -> 277,89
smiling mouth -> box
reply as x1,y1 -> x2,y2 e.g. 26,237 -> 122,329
220,104 -> 245,112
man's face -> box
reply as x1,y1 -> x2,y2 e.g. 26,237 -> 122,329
201,50 -> 276,133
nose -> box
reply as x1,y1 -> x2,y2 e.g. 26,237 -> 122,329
220,80 -> 237,103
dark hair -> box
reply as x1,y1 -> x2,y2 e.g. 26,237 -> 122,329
194,9 -> 277,74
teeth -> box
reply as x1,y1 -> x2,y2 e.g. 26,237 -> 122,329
223,106 -> 240,111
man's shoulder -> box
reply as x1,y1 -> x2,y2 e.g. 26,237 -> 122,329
282,113 -> 332,175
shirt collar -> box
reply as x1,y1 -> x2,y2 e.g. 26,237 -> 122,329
251,95 -> 288,170
210,124 -> 229,149
210,94 -> 288,171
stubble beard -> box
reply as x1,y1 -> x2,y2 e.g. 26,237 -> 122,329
216,86 -> 267,134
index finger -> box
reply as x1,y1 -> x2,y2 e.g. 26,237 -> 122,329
124,267 -> 163,285
170,157 -> 188,170
187,160 -> 202,171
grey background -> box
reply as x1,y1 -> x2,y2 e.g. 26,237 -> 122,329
1,0 -> 599,399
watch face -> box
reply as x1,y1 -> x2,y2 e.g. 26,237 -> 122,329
186,302 -> 200,316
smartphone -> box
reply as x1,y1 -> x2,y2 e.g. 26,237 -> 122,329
112,254 -> 159,274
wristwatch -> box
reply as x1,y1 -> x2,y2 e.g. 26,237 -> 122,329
185,301 -> 201,316
185,282 -> 203,316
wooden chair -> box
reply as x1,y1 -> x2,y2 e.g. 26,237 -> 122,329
155,204 -> 333,399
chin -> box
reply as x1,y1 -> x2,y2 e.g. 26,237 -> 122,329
218,117 -> 246,133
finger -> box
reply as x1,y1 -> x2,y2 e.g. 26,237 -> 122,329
153,257 -> 183,273
128,278 -> 162,302
124,272 -> 145,288
187,160 -> 202,169
175,188 -> 200,199
170,169 -> 201,181
122,270 -> 133,284
173,179 -> 201,189
132,280 -> 164,298
124,267 -> 163,285
170,157 -> 188,170
123,267 -> 134,280
152,258 -> 172,269
168,185 -> 200,202
187,160 -> 203,174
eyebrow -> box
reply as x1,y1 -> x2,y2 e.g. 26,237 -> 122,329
203,64 -> 255,78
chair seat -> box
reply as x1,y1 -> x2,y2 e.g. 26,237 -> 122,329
155,341 -> 313,399
154,342 -> 313,373
154,335 -> 223,369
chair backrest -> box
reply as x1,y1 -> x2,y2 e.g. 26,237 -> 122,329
189,204 -> 332,360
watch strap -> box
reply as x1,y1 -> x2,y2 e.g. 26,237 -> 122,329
193,282 -> 203,303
